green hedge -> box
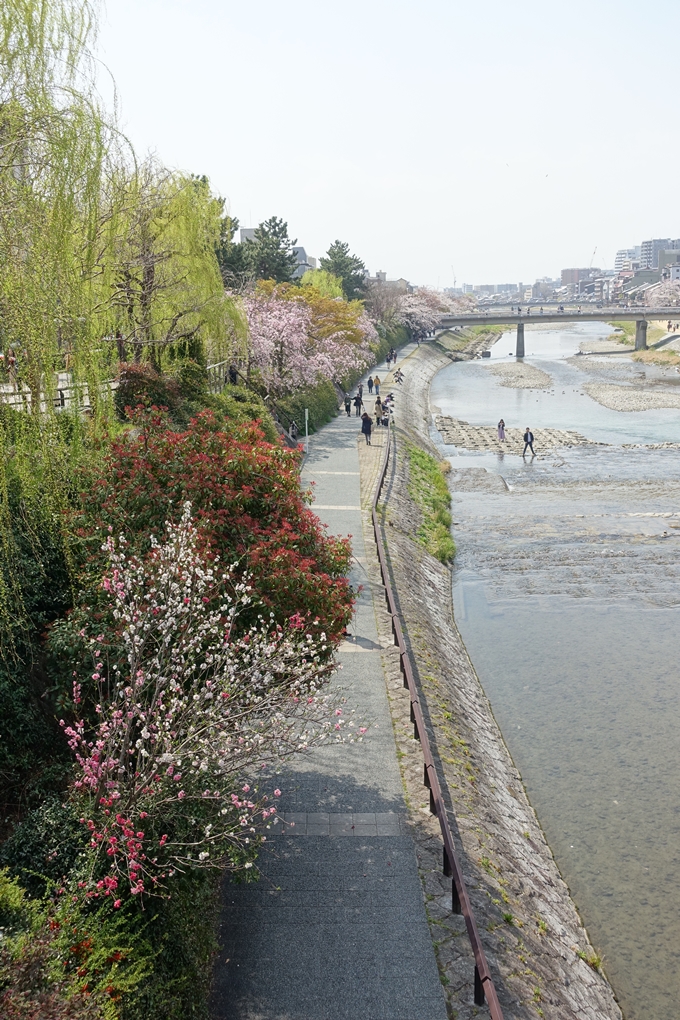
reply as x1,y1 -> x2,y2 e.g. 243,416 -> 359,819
275,379 -> 340,435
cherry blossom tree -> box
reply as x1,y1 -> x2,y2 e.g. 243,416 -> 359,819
242,288 -> 374,394
646,281 -> 680,308
397,288 -> 446,339
63,504 -> 358,901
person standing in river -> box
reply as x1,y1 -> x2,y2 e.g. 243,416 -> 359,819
523,426 -> 535,456
497,418 -> 506,441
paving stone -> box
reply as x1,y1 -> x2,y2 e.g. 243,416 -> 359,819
210,347 -> 447,1020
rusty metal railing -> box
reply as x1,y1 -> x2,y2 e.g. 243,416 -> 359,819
371,426 -> 504,1018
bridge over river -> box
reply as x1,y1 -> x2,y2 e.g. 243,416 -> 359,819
439,306 -> 680,356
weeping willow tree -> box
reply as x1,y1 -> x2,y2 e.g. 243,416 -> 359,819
108,164 -> 242,369
0,0 -> 244,669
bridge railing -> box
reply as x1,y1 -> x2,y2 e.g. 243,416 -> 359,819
371,426 -> 504,1018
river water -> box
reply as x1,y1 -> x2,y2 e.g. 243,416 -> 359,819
430,323 -> 680,1020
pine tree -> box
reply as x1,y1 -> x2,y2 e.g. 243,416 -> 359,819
320,240 -> 366,300
245,216 -> 298,283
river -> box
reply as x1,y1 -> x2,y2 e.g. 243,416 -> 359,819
430,322 -> 680,1020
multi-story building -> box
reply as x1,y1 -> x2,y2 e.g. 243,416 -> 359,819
365,271 -> 412,293
292,247 -> 317,279
561,267 -> 595,287
614,246 -> 641,271
639,238 -> 680,269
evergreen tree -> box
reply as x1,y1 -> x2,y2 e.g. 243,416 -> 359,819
215,210 -> 250,288
320,240 -> 366,300
245,216 -> 298,283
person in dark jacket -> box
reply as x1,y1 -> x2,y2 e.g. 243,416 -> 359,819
353,394 -> 362,416
228,364 -> 238,385
361,411 -> 372,445
367,376 -> 374,395
344,393 -> 351,416
523,427 -> 535,456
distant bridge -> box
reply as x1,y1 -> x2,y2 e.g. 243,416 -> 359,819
438,306 -> 680,357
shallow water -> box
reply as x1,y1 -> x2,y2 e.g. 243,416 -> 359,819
431,323 -> 680,446
432,327 -> 680,1020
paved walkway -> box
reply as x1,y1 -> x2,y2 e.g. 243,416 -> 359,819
210,348 -> 447,1020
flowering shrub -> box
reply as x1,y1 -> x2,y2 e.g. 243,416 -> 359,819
63,506 -> 354,900
114,363 -> 182,420
0,870 -> 155,1019
74,410 -> 353,644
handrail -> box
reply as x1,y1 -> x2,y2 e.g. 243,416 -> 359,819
371,427 -> 504,1018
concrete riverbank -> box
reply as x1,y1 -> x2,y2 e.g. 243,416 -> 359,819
372,337 -> 623,1018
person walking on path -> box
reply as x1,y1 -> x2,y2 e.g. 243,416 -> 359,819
373,375 -> 380,396
344,393 -> 352,416
497,419 -> 506,441
358,382 -> 363,400
523,426 -> 535,456
374,396 -> 383,426
353,394 -> 362,417
367,377 -> 374,395
361,411 -> 372,445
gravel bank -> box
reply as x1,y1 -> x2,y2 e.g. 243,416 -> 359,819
584,383 -> 680,411
369,337 -> 622,1019
490,361 -> 553,388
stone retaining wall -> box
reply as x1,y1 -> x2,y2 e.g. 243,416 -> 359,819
363,338 -> 623,1019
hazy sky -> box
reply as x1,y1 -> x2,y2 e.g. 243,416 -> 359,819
97,0 -> 679,288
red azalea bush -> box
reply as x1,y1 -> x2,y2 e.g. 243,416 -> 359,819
114,364 -> 182,421
73,409 -> 353,644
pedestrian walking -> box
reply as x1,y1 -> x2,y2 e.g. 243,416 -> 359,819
361,411 -> 372,445
367,377 -> 374,395
522,427 -> 535,456
228,364 -> 238,385
358,382 -> 363,399
353,394 -> 362,417
374,396 -> 382,424
344,393 -> 351,416
374,375 -> 380,396
497,418 -> 506,441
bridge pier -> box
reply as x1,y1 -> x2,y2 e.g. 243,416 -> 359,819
516,321 -> 525,358
635,320 -> 648,350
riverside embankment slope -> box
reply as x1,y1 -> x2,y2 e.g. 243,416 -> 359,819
372,337 -> 622,1019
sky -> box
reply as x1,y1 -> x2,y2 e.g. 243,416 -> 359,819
97,0 -> 680,288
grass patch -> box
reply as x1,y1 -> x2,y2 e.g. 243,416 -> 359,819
608,321 -> 636,344
633,348 -> 680,366
609,321 -> 666,347
436,329 -> 471,352
576,949 -> 602,971
466,324 -> 510,335
406,444 -> 456,564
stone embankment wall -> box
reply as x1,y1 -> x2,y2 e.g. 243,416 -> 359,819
363,336 -> 623,1019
